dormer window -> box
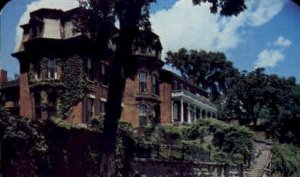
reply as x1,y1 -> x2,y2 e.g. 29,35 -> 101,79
141,47 -> 147,54
139,72 -> 147,93
48,58 -> 57,79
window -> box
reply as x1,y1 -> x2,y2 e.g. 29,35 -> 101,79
180,83 -> 183,90
139,72 -> 147,93
48,58 -> 56,79
173,102 -> 179,122
141,47 -> 147,54
34,62 -> 41,80
138,104 -> 147,126
48,92 -> 57,117
173,81 -> 178,90
87,58 -> 95,81
31,26 -> 38,38
100,101 -> 106,114
101,63 -> 109,86
152,74 -> 159,95
153,105 -> 160,124
86,97 -> 94,123
34,93 -> 41,119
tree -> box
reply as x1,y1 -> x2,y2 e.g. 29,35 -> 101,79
223,68 -> 269,125
75,0 -> 246,176
223,68 -> 300,137
166,48 -> 240,101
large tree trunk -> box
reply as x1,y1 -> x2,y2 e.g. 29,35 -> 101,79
99,3 -> 139,175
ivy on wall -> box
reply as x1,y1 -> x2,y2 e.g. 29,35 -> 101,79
40,57 -> 48,79
29,63 -> 35,81
59,55 -> 90,117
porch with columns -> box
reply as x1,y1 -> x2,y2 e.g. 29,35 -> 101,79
171,90 -> 217,124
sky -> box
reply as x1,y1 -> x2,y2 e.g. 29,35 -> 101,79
0,0 -> 300,82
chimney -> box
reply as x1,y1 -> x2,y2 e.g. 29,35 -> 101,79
0,69 -> 8,87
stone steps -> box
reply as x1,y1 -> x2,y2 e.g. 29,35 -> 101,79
246,142 -> 272,177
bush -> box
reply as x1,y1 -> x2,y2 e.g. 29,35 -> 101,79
142,124 -> 183,144
184,119 -> 254,164
271,143 -> 300,177
0,109 -> 136,177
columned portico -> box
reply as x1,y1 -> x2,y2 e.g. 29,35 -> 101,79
171,89 -> 217,124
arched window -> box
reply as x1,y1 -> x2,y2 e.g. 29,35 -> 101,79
152,74 -> 159,95
138,104 -> 147,126
139,72 -> 147,93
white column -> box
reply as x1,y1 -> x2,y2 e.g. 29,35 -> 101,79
199,108 -> 202,119
193,107 -> 197,122
188,104 -> 191,124
171,100 -> 174,123
205,110 -> 208,119
180,98 -> 184,123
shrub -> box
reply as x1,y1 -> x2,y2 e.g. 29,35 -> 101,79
271,143 -> 300,177
184,119 -> 254,164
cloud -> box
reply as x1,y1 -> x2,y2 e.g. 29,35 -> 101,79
15,0 -> 79,51
248,0 -> 285,26
15,0 -> 286,54
254,49 -> 284,68
274,36 -> 292,47
254,35 -> 291,68
150,0 -> 285,57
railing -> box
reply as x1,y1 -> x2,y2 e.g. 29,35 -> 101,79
172,89 -> 217,110
135,142 -> 211,163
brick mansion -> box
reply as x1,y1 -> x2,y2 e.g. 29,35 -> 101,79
0,8 -> 217,128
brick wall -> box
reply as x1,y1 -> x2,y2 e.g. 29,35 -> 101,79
19,72 -> 34,118
123,76 -> 139,127
66,101 -> 84,124
159,83 -> 172,124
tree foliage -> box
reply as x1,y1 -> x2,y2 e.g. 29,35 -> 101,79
192,0 -> 246,16
221,68 -> 300,144
166,48 -> 240,101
